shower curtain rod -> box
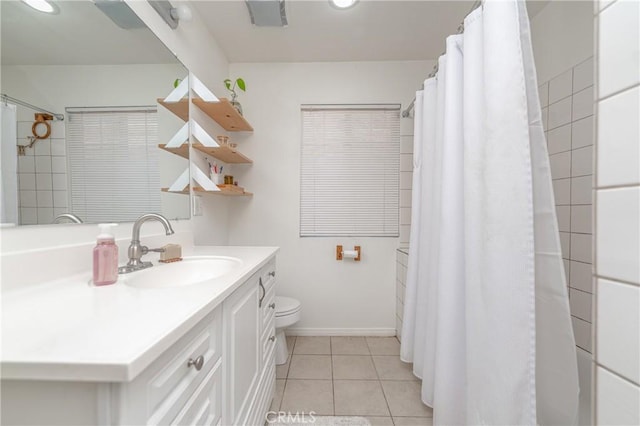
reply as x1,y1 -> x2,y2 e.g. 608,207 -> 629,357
1,93 -> 64,121
401,0 -> 483,118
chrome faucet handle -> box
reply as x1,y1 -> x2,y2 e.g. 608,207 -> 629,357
142,246 -> 166,255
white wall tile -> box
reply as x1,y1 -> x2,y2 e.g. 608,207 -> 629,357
399,207 -> 411,225
34,156 -> 51,173
597,86 -> 640,187
51,157 -> 67,174
399,189 -> 412,208
19,190 -> 37,208
53,191 -> 67,208
396,296 -> 403,321
399,224 -> 410,245
598,0 -> 640,98
18,174 -> 36,191
571,205 -> 592,234
571,116 -> 593,149
571,176 -> 593,205
541,107 -> 548,131
50,122 -> 65,139
598,0 -> 617,11
538,82 -> 549,107
396,280 -> 404,303
570,261 -> 593,293
560,231 -> 571,260
597,367 -> 640,426
19,207 -> 37,225
400,136 -> 413,154
571,146 -> 593,177
597,187 -> 640,284
553,178 -> 571,205
549,69 -> 573,104
18,156 -> 35,173
50,139 -> 66,157
569,288 -> 592,322
52,173 -> 68,191
572,86 -> 594,121
400,117 -> 414,136
36,207 -> 54,224
16,121 -> 31,139
36,190 -> 53,208
597,279 -> 640,383
571,233 -> 592,263
399,172 -> 412,190
573,57 -> 594,93
563,259 -> 571,283
400,153 -> 413,172
572,316 -> 592,352
53,208 -> 67,217
35,173 -> 52,191
34,139 -> 51,156
547,124 -> 572,154
547,97 -> 572,130
550,151 -> 572,179
557,206 -> 571,232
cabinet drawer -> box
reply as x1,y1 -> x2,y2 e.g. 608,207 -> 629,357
260,258 -> 276,288
171,361 -> 222,426
261,313 -> 276,366
144,308 -> 222,425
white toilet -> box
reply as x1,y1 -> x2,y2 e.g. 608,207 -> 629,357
274,296 -> 302,365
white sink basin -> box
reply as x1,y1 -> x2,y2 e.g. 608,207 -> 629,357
123,256 -> 242,289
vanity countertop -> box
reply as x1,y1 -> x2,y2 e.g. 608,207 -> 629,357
0,246 -> 278,383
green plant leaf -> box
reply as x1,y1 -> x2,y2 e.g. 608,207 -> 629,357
236,78 -> 246,91
173,78 -> 181,88
224,79 -> 232,90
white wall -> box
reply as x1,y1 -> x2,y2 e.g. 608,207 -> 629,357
594,1 -> 640,425
530,0 -> 594,84
226,61 -> 432,334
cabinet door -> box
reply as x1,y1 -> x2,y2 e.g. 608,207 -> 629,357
223,277 -> 260,425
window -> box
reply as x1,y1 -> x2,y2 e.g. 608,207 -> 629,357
66,107 -> 160,223
300,104 -> 400,237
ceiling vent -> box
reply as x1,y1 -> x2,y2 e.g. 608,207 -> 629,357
245,0 -> 288,27
94,0 -> 146,30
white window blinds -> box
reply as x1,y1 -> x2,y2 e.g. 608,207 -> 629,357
300,105 -> 400,237
66,107 -> 160,223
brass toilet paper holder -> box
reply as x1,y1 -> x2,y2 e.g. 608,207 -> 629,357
336,245 -> 361,261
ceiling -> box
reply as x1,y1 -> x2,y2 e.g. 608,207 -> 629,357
0,0 -> 178,66
193,0 -> 551,63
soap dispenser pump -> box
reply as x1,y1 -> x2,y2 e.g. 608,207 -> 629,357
93,223 -> 118,286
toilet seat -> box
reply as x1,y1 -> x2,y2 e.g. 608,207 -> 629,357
275,296 -> 301,317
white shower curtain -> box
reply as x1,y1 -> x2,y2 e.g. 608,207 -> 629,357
1,103 -> 19,224
401,1 -> 579,425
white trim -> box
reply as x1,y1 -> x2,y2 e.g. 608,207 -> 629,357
285,328 -> 396,337
192,75 -> 219,102
191,120 -> 219,147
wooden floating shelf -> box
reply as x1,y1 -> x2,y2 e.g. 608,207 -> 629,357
161,186 -> 253,197
192,98 -> 253,132
157,98 -> 189,121
158,143 -> 253,164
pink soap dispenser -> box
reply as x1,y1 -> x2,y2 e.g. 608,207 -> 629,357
93,223 -> 118,286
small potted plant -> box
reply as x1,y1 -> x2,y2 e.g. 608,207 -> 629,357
224,77 -> 246,115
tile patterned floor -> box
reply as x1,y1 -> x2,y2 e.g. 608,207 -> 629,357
271,336 -> 433,426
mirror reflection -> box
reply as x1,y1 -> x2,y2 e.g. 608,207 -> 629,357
1,0 -> 190,226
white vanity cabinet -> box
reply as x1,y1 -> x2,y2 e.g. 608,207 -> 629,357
0,254 -> 277,426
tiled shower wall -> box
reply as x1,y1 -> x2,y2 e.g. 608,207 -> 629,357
594,1 -> 639,424
539,56 -> 595,354
395,249 -> 408,341
16,118 -> 68,225
399,121 -> 414,247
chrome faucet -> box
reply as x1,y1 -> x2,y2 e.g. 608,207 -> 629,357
118,213 -> 174,274
53,213 -> 83,224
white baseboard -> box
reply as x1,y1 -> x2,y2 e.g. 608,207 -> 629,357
285,328 -> 396,337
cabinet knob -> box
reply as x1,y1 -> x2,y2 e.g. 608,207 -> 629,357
268,303 -> 276,309
188,355 -> 205,371
269,336 -> 276,342
268,271 -> 276,277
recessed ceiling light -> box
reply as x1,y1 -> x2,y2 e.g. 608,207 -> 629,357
329,0 -> 358,10
20,0 -> 59,14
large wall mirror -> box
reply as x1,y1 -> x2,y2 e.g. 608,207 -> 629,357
0,0 -> 190,226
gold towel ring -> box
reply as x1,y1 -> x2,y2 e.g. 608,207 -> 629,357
32,113 -> 53,140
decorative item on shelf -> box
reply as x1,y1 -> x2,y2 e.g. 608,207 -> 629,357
173,78 -> 182,88
216,135 -> 230,146
229,143 -> 238,150
224,175 -> 234,185
223,77 -> 246,116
